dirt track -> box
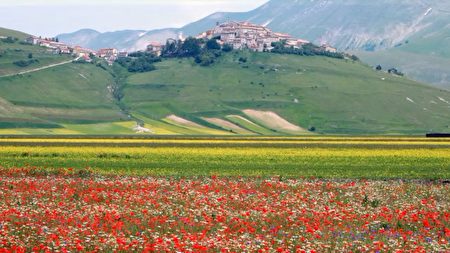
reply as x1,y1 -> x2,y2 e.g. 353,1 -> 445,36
0,56 -> 80,78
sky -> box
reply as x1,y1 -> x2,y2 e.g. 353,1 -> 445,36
0,0 -> 268,37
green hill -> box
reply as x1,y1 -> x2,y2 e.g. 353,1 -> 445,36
1,27 -> 449,135
0,27 -> 73,76
0,27 -> 30,40
356,20 -> 450,90
0,62 -> 130,134
122,52 -> 450,135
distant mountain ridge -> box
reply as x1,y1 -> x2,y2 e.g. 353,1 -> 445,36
57,0 -> 450,88
58,0 -> 449,51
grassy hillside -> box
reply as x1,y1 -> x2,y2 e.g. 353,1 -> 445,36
0,27 -> 30,40
0,28 -> 73,76
357,50 -> 450,90
355,9 -> 450,89
0,62 -> 128,132
0,28 -> 132,134
123,52 -> 450,134
1,50 -> 449,135
1,26 -> 449,135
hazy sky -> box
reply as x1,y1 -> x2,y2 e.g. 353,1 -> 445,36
0,0 -> 268,37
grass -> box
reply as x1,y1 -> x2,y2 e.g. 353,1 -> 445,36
0,137 -> 448,179
62,121 -> 137,135
0,35 -> 73,76
226,115 -> 277,135
0,27 -> 30,40
357,50 -> 450,90
0,63 -> 124,125
0,28 -> 127,131
162,117 -> 231,135
355,17 -> 450,90
1,26 -> 450,135
124,51 -> 450,134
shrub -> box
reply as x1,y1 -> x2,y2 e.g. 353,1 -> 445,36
206,39 -> 221,50
222,44 -> 233,52
1,36 -> 18,43
238,57 -> 247,63
179,37 -> 201,57
128,58 -> 156,73
350,55 -> 359,61
195,51 -> 217,66
388,68 -> 404,76
117,52 -> 160,73
13,59 -> 38,67
270,42 -> 346,60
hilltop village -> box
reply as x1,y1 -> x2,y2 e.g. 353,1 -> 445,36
24,21 -> 338,66
196,21 -> 336,53
151,21 -> 337,55
25,36 -> 124,65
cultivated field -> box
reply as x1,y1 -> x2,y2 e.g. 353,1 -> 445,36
0,136 -> 449,178
0,137 -> 449,251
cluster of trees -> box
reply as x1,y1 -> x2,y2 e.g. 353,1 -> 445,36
39,37 -> 59,43
161,37 -> 233,66
388,68 -> 404,76
270,41 -> 346,59
117,37 -> 355,70
13,59 -> 39,67
117,52 -> 161,73
375,65 -> 404,76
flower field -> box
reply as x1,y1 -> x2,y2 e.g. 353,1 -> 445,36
0,168 -> 449,252
0,137 -> 449,251
0,137 -> 449,179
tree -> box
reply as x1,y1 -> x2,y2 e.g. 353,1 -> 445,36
55,37 -> 59,43
13,59 -> 37,67
350,55 -> 359,61
118,52 -> 160,73
195,51 -> 216,66
206,39 -> 220,50
28,53 -> 33,59
127,58 -> 155,73
238,57 -> 247,63
180,37 -> 201,57
222,44 -> 233,52
388,68 -> 404,76
162,40 -> 179,57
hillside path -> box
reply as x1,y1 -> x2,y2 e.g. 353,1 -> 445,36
0,56 -> 81,78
